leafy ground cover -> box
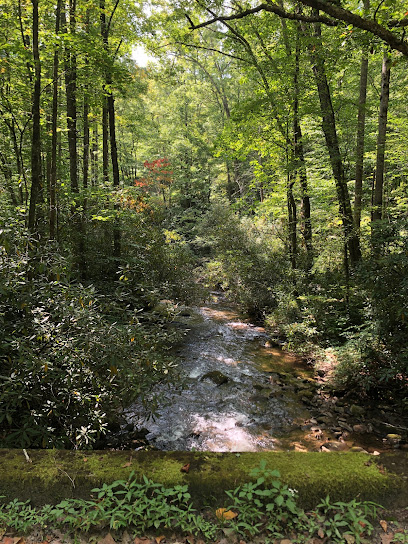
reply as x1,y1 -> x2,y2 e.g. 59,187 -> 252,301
1,463 -> 407,544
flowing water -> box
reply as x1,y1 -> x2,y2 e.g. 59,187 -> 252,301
126,293 -> 316,452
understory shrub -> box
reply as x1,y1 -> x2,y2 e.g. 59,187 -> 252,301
0,209 -> 194,448
199,205 -> 288,317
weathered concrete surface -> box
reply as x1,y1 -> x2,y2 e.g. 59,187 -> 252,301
0,449 -> 406,508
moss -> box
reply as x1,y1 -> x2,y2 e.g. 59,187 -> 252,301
0,449 -> 406,509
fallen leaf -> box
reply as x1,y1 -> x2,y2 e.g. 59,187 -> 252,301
380,520 -> 388,533
344,535 -> 355,544
98,534 -> 116,544
122,461 -> 132,468
155,537 -> 165,544
134,539 -> 152,544
373,450 -> 381,456
380,534 -> 394,544
280,540 -> 293,544
180,463 -> 190,473
83,457 -> 88,462
185,536 -> 194,544
1,538 -> 15,544
216,507 -> 238,521
317,528 -> 325,539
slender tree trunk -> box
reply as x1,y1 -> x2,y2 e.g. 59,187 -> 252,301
63,0 -> 78,193
83,98 -> 89,189
306,18 -> 361,265
294,25 -> 313,270
0,152 -> 18,205
287,175 -> 297,269
49,0 -> 62,240
372,51 -> 391,225
92,120 -> 99,185
28,0 -> 42,233
100,0 -> 121,261
100,0 -> 110,184
107,91 -> 120,188
354,0 -> 370,231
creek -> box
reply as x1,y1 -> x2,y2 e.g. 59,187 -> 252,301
125,292 -> 402,453
126,292 -> 316,451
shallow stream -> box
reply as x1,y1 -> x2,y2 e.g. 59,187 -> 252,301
126,293 -> 317,452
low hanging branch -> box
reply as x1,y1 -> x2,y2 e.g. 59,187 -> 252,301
186,0 -> 408,57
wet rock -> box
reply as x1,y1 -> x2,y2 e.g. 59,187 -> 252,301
123,423 -> 134,433
384,433 -> 402,446
350,404 -> 365,417
317,415 -> 333,425
320,440 -> 348,452
350,446 -> 368,453
201,371 -> 230,386
339,421 -> 354,433
353,424 -> 368,434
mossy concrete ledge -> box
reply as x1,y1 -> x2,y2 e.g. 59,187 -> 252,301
0,450 -> 406,509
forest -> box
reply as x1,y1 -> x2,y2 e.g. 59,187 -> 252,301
0,0 -> 407,451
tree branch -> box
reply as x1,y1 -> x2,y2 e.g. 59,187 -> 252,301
187,0 -> 408,56
187,2 -> 338,30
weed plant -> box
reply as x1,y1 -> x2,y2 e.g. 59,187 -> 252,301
0,462 -> 398,543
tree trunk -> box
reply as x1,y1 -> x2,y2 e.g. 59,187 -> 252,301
372,51 -> 391,225
83,12 -> 90,190
92,120 -> 99,185
0,152 -> 18,205
294,25 -> 313,270
306,19 -> 361,265
107,91 -> 120,188
63,0 -> 78,193
49,0 -> 62,240
100,0 -> 121,261
287,176 -> 297,269
28,0 -> 42,233
354,0 -> 370,231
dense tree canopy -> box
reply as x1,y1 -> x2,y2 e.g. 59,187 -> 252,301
0,0 -> 407,448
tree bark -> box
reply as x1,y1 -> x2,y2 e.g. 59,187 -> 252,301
28,0 -> 42,233
294,25 -> 313,270
287,176 -> 297,269
306,19 -> 361,265
354,0 -> 370,231
63,0 -> 78,193
372,51 -> 391,226
92,120 -> 99,185
50,0 -> 62,240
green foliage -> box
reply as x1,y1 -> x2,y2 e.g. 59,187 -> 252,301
0,462 -> 387,543
310,495 -> 380,543
224,459 -> 304,539
0,219 -> 187,448
0,473 -> 217,539
200,205 -> 288,317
